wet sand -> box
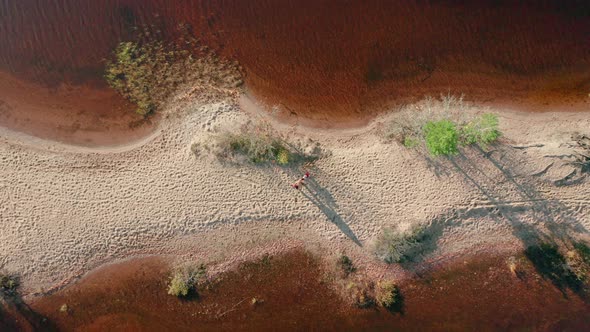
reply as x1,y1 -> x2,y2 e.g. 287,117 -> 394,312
28,250 -> 590,332
0,72 -> 155,146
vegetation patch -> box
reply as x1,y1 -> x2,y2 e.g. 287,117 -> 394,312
167,264 -> 207,298
375,280 -> 402,312
374,225 -> 429,264
460,113 -> 501,148
385,94 -> 501,156
336,255 -> 356,278
206,122 -> 324,166
0,273 -> 19,297
524,243 -> 586,294
105,26 -> 242,116
346,282 -> 375,309
424,119 -> 459,156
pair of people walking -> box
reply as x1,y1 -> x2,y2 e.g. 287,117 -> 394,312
291,172 -> 310,190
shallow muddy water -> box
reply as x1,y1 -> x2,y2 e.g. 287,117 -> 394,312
1,0 -> 589,136
25,250 -> 590,331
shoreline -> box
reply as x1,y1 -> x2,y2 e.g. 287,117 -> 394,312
1,90 -> 589,294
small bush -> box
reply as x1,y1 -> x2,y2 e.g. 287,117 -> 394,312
0,273 -> 19,296
346,282 -> 375,308
167,264 -> 206,298
460,113 -> 500,148
423,120 -> 459,156
375,280 -> 400,309
223,132 -> 288,164
211,122 -> 320,165
337,255 -> 356,277
375,226 -> 429,264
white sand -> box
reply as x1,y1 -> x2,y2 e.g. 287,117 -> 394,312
1,91 -> 589,294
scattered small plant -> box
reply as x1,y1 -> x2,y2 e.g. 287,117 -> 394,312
403,136 -> 420,149
346,282 -> 375,308
507,256 -> 527,280
337,255 -> 356,277
565,250 -> 588,282
0,273 -> 19,297
374,225 -> 429,264
574,242 -> 590,264
375,280 -> 401,310
167,264 -> 206,298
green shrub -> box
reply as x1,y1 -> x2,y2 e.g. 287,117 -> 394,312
423,120 -> 459,156
389,95 -> 501,155
375,226 -> 429,264
337,255 -> 356,277
167,264 -> 206,298
375,280 -> 399,309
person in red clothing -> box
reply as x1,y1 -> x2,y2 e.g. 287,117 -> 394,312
291,172 -> 310,189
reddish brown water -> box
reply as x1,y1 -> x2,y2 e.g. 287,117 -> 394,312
28,250 -> 590,331
1,1 -> 589,136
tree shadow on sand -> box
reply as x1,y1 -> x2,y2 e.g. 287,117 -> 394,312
405,145 -> 589,297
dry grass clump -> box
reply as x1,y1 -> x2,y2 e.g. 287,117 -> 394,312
375,280 -> 400,310
205,122 -> 324,166
344,279 -> 403,312
374,225 -> 429,264
0,273 -> 19,297
336,255 -> 356,278
167,264 -> 206,298
566,242 -> 590,283
385,94 -> 500,156
346,281 -> 375,309
105,26 -> 242,116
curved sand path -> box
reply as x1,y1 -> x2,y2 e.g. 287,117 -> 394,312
1,93 -> 589,294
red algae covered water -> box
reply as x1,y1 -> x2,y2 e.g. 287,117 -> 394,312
28,251 -> 590,331
1,1 -> 589,130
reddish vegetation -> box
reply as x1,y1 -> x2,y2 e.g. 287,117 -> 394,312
28,251 -> 590,331
1,1 -> 589,135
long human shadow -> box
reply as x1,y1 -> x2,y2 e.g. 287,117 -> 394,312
298,177 -> 362,246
